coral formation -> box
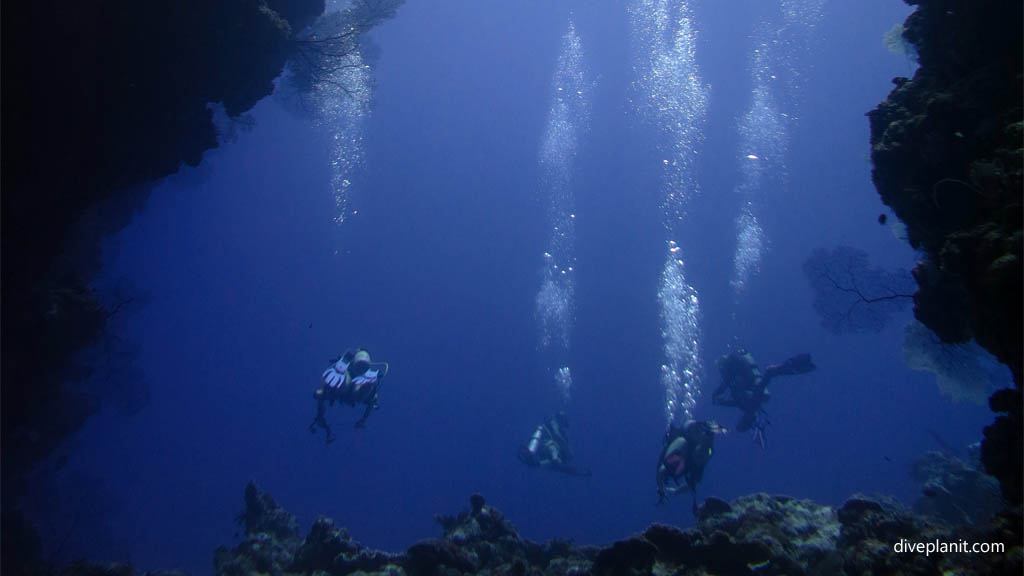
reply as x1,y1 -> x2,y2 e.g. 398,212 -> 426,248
50,485 -> 1024,576
902,321 -> 1007,405
867,0 -> 1023,506
911,447 -> 1004,526
802,245 -> 914,334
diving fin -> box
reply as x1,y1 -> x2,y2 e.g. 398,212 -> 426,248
767,354 -> 816,378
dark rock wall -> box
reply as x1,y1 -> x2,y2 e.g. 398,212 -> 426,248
867,0 -> 1022,505
2,0 -> 323,473
1,1 -> 323,573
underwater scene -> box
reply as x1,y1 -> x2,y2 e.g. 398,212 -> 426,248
2,0 -> 1021,575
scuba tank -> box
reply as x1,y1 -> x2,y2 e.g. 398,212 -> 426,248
527,427 -> 543,453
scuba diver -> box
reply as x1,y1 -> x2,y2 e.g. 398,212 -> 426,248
656,419 -> 726,513
712,349 -> 816,447
309,348 -> 389,443
518,412 -> 592,477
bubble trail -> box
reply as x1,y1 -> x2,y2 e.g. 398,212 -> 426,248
536,20 -> 591,401
730,1 -> 828,291
629,0 -> 708,425
296,5 -> 375,226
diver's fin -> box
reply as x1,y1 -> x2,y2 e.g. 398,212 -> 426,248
766,354 -> 816,378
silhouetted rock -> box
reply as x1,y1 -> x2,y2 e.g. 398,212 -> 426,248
867,0 -> 1022,510
59,487 -> 1020,576
1,2 -> 412,568
2,6 -> 330,566
243,481 -> 301,541
470,493 -> 486,515
696,496 -> 732,520
982,387 -> 1024,504
436,494 -> 521,545
406,539 -> 479,575
592,536 -> 658,576
289,516 -> 400,574
219,488 -> 1024,575
214,482 -> 304,576
291,517 -> 358,572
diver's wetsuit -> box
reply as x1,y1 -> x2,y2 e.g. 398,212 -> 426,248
656,420 -> 717,512
713,350 -> 814,445
519,415 -> 592,477
310,349 -> 386,442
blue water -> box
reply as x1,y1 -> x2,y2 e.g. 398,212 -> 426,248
26,1 -> 1000,573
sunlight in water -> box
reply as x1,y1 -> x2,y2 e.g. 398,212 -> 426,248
630,0 -> 707,424
536,20 -> 591,391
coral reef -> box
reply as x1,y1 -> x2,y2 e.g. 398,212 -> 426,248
802,245 -> 914,334
902,321 -> 1007,405
213,482 -> 403,576
911,447 -> 1003,526
40,485 -> 1024,575
867,0 -> 1022,506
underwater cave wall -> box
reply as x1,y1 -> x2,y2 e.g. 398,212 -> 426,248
1,1 -> 324,570
867,0 -> 1022,504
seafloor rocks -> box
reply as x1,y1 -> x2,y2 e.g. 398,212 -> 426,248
590,536 -> 658,576
204,486 -> 1021,576
866,0 -> 1023,509
213,482 -> 408,576
214,481 -> 303,576
243,481 -> 303,541
425,494 -> 591,576
615,493 -> 1019,576
38,487 -> 1023,575
296,517 -> 399,575
692,493 -> 839,574
833,495 -> 1023,576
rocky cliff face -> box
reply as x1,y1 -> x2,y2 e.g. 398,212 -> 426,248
867,0 -> 1022,505
1,2 -> 324,573
2,0 -> 325,478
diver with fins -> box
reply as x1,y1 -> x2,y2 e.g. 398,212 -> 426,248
712,349 -> 816,447
656,418 -> 727,514
310,347 -> 389,443
518,412 -> 592,477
